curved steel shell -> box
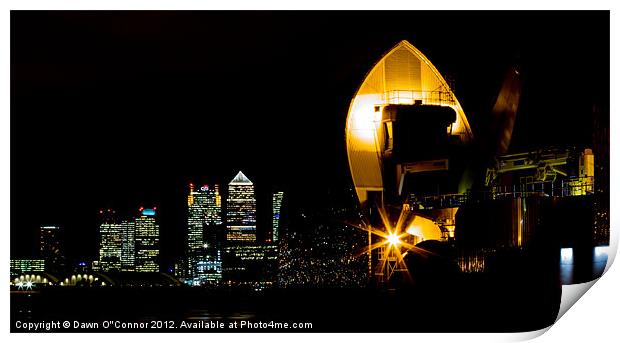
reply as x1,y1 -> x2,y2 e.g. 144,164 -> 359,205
345,40 -> 473,204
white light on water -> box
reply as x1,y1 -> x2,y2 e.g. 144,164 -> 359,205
560,248 -> 574,264
594,246 -> 610,261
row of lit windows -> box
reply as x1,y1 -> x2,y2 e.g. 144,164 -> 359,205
226,226 -> 256,242
10,259 -> 45,273
137,238 -> 160,247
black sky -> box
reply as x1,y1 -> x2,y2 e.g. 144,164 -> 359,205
10,11 -> 609,267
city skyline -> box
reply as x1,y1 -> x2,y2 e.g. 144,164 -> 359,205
12,168 -> 291,292
11,168 -> 293,268
13,169 -> 287,275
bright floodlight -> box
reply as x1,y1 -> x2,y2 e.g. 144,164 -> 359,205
387,233 -> 400,246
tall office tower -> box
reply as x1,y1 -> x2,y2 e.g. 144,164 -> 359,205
98,209 -> 122,272
187,183 -> 223,284
272,191 -> 284,243
226,171 -> 257,242
135,207 -> 160,272
187,183 -> 204,252
187,184 -> 222,249
40,225 -> 63,272
203,184 -> 222,247
120,219 -> 136,272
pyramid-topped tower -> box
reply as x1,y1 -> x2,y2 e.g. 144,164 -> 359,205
229,171 -> 253,185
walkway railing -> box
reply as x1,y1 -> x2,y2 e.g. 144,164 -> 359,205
383,90 -> 455,106
411,177 -> 595,210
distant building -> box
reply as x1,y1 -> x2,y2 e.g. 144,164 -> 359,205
173,257 -> 188,280
135,208 -> 160,272
194,254 -> 223,285
188,183 -> 222,249
226,171 -> 257,242
74,260 -> 91,274
271,191 -> 284,243
40,225 -> 64,273
187,184 -> 204,252
98,209 -> 122,272
187,183 -> 223,285
99,227 -> 122,271
98,208 -> 138,272
223,244 -> 278,289
10,259 -> 45,277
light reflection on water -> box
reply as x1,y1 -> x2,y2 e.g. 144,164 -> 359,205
560,246 -> 609,285
593,246 -> 609,277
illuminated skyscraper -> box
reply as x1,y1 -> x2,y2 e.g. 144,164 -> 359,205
187,184 -> 203,252
98,209 -> 136,272
272,191 -> 284,242
120,219 -> 136,272
98,210 -> 123,272
204,185 -> 223,227
40,225 -> 63,272
135,207 -> 160,272
226,171 -> 257,242
188,184 -> 222,250
187,183 -> 223,284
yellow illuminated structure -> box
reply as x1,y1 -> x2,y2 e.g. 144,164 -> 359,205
346,40 -> 473,206
345,40 -> 474,285
346,41 -> 599,284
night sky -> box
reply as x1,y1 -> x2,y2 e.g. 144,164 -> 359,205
11,11 -> 609,267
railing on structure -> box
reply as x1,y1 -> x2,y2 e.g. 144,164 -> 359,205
383,90 -> 456,106
491,178 -> 594,199
413,193 -> 468,210
410,177 -> 595,210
